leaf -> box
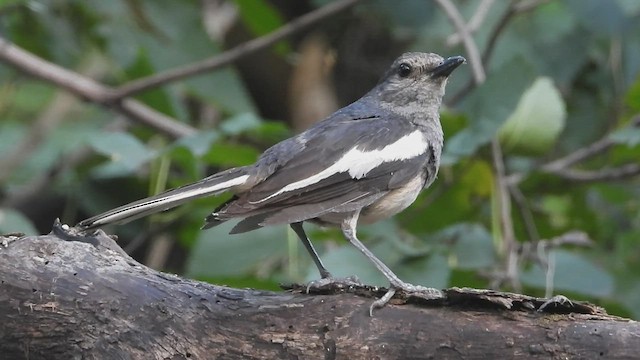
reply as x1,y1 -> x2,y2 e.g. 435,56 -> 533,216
234,0 -> 289,54
609,127 -> 640,147
541,195 -> 571,229
309,245 -> 387,285
450,224 -> 496,270
220,112 -> 262,135
443,58 -> 536,164
171,130 -> 219,157
625,74 -> 640,112
397,253 -> 451,289
565,0 -> 627,36
0,208 -> 38,235
88,132 -> 157,178
185,221 -> 288,278
520,250 -> 614,298
204,142 -> 260,168
234,0 -> 284,36
498,77 -> 567,155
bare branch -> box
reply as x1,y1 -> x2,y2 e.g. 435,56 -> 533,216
434,0 -> 486,84
0,36 -> 196,139
108,0 -> 361,100
506,115 -> 640,185
490,139 -> 521,292
542,115 -> 640,173
508,183 -> 540,242
447,0 -> 548,105
546,164 -> 640,183
445,0 -> 495,47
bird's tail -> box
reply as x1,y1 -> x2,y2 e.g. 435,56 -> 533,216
76,166 -> 251,230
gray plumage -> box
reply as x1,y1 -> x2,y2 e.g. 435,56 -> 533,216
77,52 -> 465,314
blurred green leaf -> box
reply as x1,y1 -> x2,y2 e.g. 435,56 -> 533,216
204,142 -> 260,167
624,75 -> 640,112
234,0 -> 289,54
185,221 -> 288,278
88,132 -> 157,177
609,127 -> 640,147
171,130 -> 220,157
0,208 -> 38,235
617,0 -> 640,15
520,250 -> 614,298
8,81 -> 54,113
450,223 -> 496,270
541,195 -> 571,229
499,77 -> 567,155
234,0 -> 284,36
220,112 -> 262,135
398,253 -> 450,289
311,245 -> 386,285
566,0 -> 627,36
444,58 -> 536,164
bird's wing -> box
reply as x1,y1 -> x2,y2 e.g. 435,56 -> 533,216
212,107 -> 434,227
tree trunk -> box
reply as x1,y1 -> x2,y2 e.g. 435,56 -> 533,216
0,230 -> 637,360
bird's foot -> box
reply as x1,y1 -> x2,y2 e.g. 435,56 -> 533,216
370,281 -> 444,316
305,275 -> 362,294
538,295 -> 573,312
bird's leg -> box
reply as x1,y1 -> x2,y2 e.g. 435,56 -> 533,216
341,213 -> 444,316
290,222 -> 332,279
290,222 -> 361,292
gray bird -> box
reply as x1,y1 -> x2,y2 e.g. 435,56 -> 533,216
78,52 -> 465,314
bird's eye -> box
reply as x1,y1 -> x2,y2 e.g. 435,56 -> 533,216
398,63 -> 412,78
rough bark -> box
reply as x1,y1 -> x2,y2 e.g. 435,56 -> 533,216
0,230 -> 637,360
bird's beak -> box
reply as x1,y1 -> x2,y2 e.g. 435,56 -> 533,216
431,56 -> 466,78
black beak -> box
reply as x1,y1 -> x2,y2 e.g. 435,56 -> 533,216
432,56 -> 466,78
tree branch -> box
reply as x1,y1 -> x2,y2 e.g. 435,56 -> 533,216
507,115 -> 640,184
434,0 -> 486,84
2,231 -> 636,359
545,164 -> 640,183
490,139 -> 521,292
542,115 -> 640,173
445,0 -> 495,47
107,0 -> 361,100
0,37 -> 196,139
447,0 -> 549,105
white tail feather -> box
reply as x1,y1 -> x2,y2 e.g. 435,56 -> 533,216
78,173 -> 249,229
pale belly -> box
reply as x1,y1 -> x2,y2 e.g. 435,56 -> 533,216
358,174 -> 425,224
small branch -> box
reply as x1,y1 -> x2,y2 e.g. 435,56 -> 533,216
108,0 -> 361,100
546,164 -> 640,183
447,0 -> 548,105
0,54 -> 110,182
508,183 -> 540,242
507,115 -> 640,185
542,115 -> 640,173
0,36 -> 196,139
445,0 -> 495,47
491,139 -> 520,292
434,0 -> 485,84
520,231 -> 593,297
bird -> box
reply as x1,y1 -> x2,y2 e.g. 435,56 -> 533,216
77,52 -> 466,314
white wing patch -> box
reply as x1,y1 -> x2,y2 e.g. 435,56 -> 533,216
251,130 -> 427,204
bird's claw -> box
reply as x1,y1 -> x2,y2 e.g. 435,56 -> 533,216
538,295 -> 573,312
369,281 -> 444,316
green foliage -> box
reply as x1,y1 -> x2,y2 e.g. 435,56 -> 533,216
1,0 -> 639,320
499,77 -> 566,155
0,208 -> 38,235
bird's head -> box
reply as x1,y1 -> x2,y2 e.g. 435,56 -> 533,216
374,52 -> 465,115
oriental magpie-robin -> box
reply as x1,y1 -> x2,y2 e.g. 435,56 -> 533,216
77,52 -> 465,313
